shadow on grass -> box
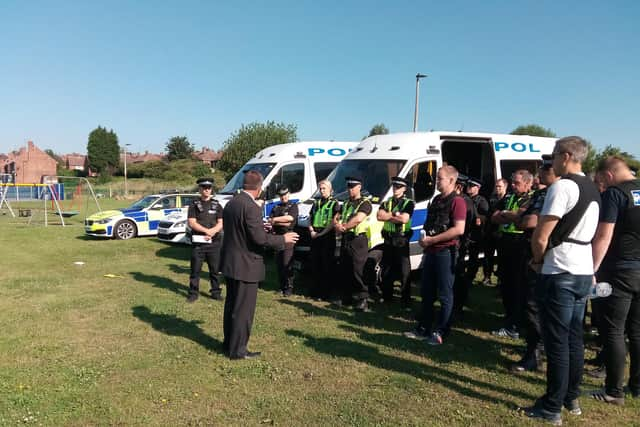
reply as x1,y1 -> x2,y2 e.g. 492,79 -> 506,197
130,271 -> 189,297
168,264 -> 191,275
156,245 -> 190,261
287,328 -> 536,408
132,305 -> 224,354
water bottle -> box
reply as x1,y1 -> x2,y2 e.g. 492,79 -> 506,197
420,229 -> 426,240
590,282 -> 612,299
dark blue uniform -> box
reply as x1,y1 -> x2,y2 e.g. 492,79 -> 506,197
269,201 -> 298,295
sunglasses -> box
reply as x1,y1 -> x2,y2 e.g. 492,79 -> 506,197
392,183 -> 406,188
200,186 -> 212,190
347,183 -> 359,188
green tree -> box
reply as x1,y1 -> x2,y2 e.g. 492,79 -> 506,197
592,144 -> 640,173
510,124 -> 556,138
165,136 -> 194,161
87,126 -> 120,176
218,121 -> 297,180
367,123 -> 389,138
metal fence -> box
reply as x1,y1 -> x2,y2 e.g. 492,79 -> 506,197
0,184 -> 65,201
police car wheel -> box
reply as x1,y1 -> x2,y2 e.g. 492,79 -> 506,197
114,220 -> 137,240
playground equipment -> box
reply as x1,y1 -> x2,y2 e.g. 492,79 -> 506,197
1,177 -> 101,227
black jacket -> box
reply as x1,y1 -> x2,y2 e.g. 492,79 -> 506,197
220,191 -> 285,282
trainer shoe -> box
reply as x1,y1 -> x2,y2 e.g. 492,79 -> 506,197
186,294 -> 198,303
404,327 -> 428,340
586,365 -> 606,379
590,389 -> 625,405
520,405 -> 562,426
491,327 -> 520,339
427,332 -> 443,346
210,292 -> 223,301
563,399 -> 581,416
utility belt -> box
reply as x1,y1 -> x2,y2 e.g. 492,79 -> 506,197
382,231 -> 410,247
344,231 -> 366,240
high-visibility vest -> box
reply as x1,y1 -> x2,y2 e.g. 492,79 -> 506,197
340,198 -> 369,235
312,198 -> 336,228
382,197 -> 412,234
500,192 -> 531,234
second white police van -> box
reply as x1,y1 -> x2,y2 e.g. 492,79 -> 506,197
157,140 -> 358,244
316,131 -> 557,270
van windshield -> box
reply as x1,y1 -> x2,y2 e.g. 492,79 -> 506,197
219,163 -> 276,195
320,159 -> 406,201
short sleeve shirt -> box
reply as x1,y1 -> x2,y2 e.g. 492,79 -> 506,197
599,186 -> 640,270
428,196 -> 467,253
540,177 -> 600,275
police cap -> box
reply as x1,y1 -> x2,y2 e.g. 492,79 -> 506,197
276,186 -> 290,196
390,176 -> 409,187
541,154 -> 553,169
467,177 -> 482,187
197,177 -> 214,187
345,176 -> 363,187
456,173 -> 469,186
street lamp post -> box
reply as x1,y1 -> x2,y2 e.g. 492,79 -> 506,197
124,143 -> 131,197
413,73 -> 428,132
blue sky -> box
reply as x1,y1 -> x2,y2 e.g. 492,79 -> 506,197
1,1 -> 638,157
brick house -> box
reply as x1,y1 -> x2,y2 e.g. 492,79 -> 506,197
194,147 -> 223,170
120,151 -> 164,165
62,153 -> 87,172
3,141 -> 57,183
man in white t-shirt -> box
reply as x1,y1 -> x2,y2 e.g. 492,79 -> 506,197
520,136 -> 601,425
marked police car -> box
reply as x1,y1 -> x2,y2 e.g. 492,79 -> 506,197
157,141 -> 358,245
84,192 -> 198,240
157,210 -> 190,243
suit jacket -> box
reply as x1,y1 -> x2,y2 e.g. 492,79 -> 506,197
220,191 -> 286,282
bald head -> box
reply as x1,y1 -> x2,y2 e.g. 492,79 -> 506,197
596,156 -> 635,186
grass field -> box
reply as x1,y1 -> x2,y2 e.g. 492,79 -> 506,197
0,204 -> 638,426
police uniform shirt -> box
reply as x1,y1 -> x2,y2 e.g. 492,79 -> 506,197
188,198 -> 223,238
599,184 -> 640,271
309,197 -> 340,230
379,196 -> 415,236
269,201 -> 299,235
342,198 -> 373,229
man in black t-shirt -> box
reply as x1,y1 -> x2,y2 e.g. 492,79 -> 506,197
187,178 -> 224,302
591,156 -> 640,404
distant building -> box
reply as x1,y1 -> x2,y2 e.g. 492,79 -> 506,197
194,147 -> 223,170
2,141 -> 57,183
120,151 -> 164,164
62,153 -> 87,172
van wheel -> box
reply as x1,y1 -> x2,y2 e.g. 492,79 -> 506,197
114,220 -> 137,240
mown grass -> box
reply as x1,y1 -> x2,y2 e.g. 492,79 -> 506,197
0,209 -> 638,426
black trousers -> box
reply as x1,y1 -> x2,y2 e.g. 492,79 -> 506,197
339,233 -> 369,301
275,245 -> 294,292
465,240 -> 482,284
524,266 -> 543,356
223,278 -> 258,358
453,242 -> 469,314
381,239 -> 411,303
483,235 -> 499,280
599,268 -> 640,398
310,231 -> 336,298
189,241 -> 221,297
497,234 -> 527,330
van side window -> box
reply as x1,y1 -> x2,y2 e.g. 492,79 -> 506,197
407,161 -> 437,203
271,163 -> 305,194
313,162 -> 337,182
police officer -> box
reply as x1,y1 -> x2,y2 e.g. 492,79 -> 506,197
308,179 -> 340,300
483,178 -> 508,285
463,178 -> 489,290
377,176 -> 415,307
453,174 -> 476,319
334,176 -> 372,311
511,155 -> 559,372
268,186 -> 299,297
491,169 -> 533,338
187,177 -> 224,302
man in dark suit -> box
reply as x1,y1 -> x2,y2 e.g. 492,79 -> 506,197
220,170 -> 299,360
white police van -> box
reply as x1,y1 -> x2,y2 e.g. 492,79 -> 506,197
157,141 -> 357,244
319,131 -> 557,270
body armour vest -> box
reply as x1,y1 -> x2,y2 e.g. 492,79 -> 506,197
548,173 -> 601,249
423,192 -> 456,236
